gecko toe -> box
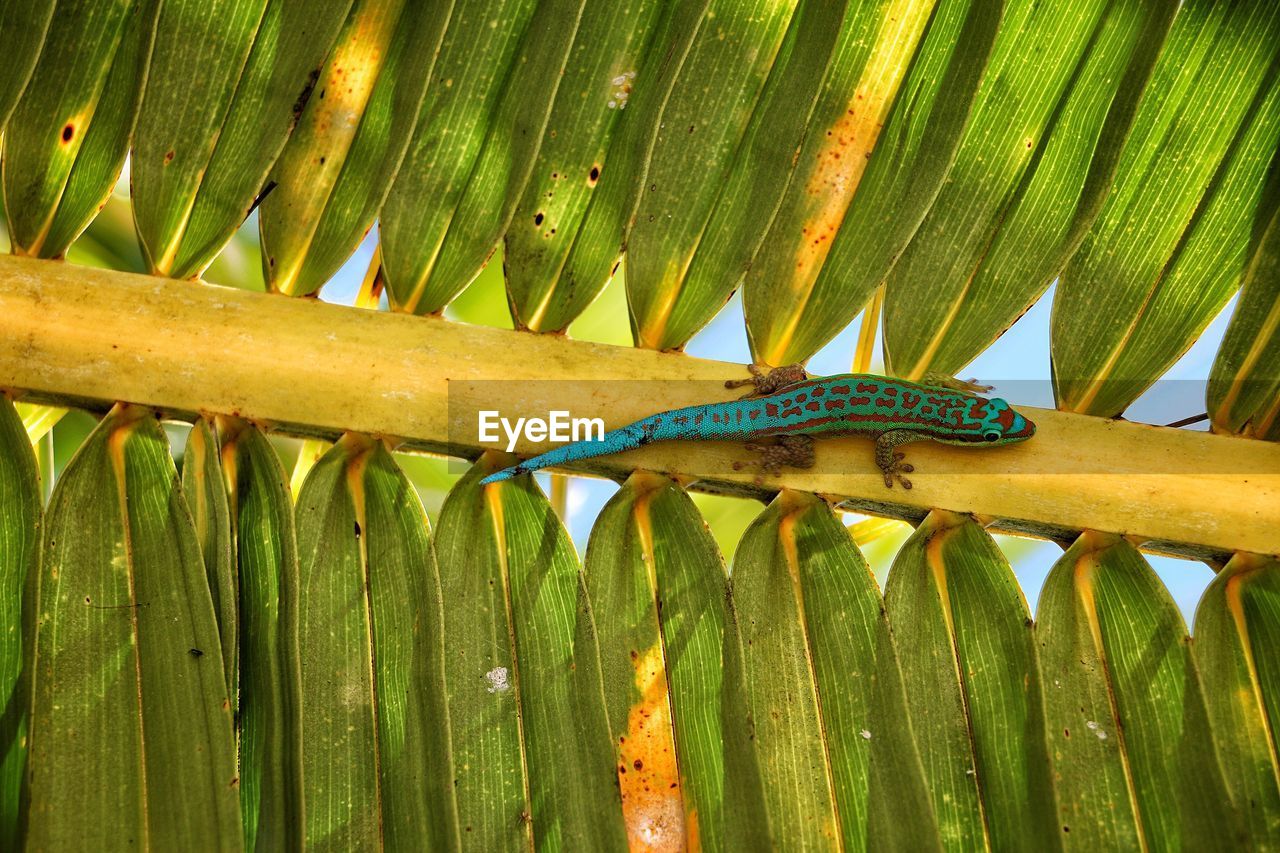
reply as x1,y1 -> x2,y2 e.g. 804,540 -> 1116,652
879,456 -> 914,489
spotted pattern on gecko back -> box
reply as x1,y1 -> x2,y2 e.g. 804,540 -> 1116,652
696,376 -> 1031,442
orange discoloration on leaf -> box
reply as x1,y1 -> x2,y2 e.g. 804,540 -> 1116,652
636,257 -> 693,351
1253,395 -> 1280,439
107,410 -> 140,486
1224,555 -> 1279,768
924,519 -> 957,639
214,415 -> 249,510
763,0 -> 934,365
617,643 -> 684,852
684,808 -> 700,853
624,477 -> 687,850
1072,533 -> 1108,653
187,420 -> 213,532
343,435 -> 375,544
1214,284 -> 1280,432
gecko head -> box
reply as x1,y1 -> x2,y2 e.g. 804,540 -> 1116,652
936,397 -> 1036,446
978,397 -> 1035,445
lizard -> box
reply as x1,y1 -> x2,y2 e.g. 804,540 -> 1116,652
479,364 -> 1036,489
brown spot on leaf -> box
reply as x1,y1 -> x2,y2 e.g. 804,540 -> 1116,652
293,68 -> 321,120
61,124 -> 74,143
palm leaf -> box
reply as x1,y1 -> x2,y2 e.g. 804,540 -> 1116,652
0,397 -> 39,849
3,0 -> 1280,847
25,405 -> 240,848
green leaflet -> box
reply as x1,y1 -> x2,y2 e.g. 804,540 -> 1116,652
745,0 -> 1000,366
0,397 -> 39,849
662,0 -> 852,356
182,419 -> 238,715
260,0 -> 448,297
1036,532 -> 1237,849
2,0 -> 157,258
379,0 -> 537,313
626,0 -> 799,351
132,0 -> 351,279
1193,553 -> 1280,845
882,0 -> 1177,381
501,0 -> 663,332
553,0 -> 711,330
1207,199 -> 1280,439
1053,0 -> 1280,417
730,491 -> 888,850
715,0 -> 934,368
884,511 -> 1054,851
407,0 -> 589,314
863,607 -> 943,852
26,406 -> 240,849
457,455 -> 626,849
581,472 -> 747,851
431,455 -> 527,849
220,420 -> 304,852
0,0 -> 54,131
295,434 -> 453,848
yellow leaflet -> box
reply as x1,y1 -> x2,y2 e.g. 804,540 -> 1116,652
270,4 -> 403,295
764,0 -> 933,365
628,478 -> 687,850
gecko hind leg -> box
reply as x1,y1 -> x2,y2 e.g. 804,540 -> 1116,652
725,363 -> 810,398
734,434 -> 816,475
874,430 -> 919,489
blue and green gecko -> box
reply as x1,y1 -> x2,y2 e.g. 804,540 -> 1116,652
480,364 -> 1035,489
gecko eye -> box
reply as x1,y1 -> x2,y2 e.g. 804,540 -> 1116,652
983,430 -> 1001,442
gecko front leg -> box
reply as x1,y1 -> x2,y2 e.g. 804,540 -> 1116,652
725,363 -> 810,398
874,430 -> 919,489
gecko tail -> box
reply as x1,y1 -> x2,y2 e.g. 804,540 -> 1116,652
479,467 -> 522,485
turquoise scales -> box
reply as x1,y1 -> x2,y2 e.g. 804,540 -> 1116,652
479,366 -> 1036,488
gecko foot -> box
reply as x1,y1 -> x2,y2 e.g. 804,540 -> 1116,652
725,363 -> 810,398
737,434 -> 816,475
920,372 -> 993,394
874,429 -> 919,489
879,452 -> 914,490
